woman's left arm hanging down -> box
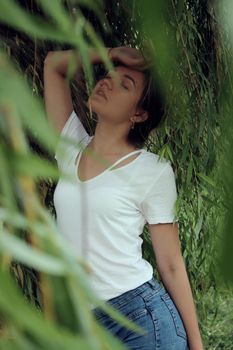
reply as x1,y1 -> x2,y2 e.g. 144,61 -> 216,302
148,222 -> 204,350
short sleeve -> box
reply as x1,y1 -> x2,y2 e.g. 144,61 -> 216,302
55,110 -> 90,169
139,162 -> 178,224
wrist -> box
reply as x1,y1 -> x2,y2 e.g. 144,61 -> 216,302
189,339 -> 204,350
86,47 -> 110,65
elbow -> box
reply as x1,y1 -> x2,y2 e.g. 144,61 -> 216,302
157,256 -> 185,275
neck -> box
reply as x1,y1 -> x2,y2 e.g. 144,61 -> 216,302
89,120 -> 139,155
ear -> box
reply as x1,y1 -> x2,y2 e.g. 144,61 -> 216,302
134,108 -> 148,123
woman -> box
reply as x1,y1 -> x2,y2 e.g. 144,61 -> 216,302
44,46 -> 203,350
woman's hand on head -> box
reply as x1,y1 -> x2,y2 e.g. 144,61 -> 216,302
108,46 -> 153,70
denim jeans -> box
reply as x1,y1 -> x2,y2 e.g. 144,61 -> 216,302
92,277 -> 189,349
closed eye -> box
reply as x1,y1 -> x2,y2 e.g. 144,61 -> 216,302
105,75 -> 129,90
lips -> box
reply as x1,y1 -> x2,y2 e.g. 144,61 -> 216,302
96,87 -> 107,100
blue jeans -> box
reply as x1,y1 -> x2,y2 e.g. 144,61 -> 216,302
92,277 -> 189,349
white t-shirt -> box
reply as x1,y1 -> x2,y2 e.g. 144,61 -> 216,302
53,110 -> 178,306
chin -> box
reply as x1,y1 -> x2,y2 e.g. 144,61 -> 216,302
88,96 -> 104,113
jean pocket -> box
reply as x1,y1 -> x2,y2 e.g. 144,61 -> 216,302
124,307 -> 148,322
160,293 -> 187,341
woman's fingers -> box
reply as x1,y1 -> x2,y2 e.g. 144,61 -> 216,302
108,46 -> 153,70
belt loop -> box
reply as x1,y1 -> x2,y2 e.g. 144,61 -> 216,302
146,279 -> 155,288
147,277 -> 161,291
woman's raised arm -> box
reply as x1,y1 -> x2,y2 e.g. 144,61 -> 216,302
43,48 -> 110,133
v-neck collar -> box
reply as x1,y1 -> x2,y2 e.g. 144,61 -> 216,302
74,136 -> 145,184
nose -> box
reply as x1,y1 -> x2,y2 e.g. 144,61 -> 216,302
100,79 -> 109,88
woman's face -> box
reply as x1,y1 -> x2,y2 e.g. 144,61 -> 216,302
87,65 -> 147,126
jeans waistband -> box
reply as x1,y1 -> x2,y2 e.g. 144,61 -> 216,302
93,276 -> 163,313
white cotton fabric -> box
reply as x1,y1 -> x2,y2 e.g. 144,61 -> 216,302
53,110 -> 178,307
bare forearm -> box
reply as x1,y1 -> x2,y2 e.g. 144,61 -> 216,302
44,47 -> 110,78
159,262 -> 204,350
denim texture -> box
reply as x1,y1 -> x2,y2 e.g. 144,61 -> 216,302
92,277 -> 189,350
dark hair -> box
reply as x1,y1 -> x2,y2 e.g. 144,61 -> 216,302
93,61 -> 167,148
127,66 -> 167,148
